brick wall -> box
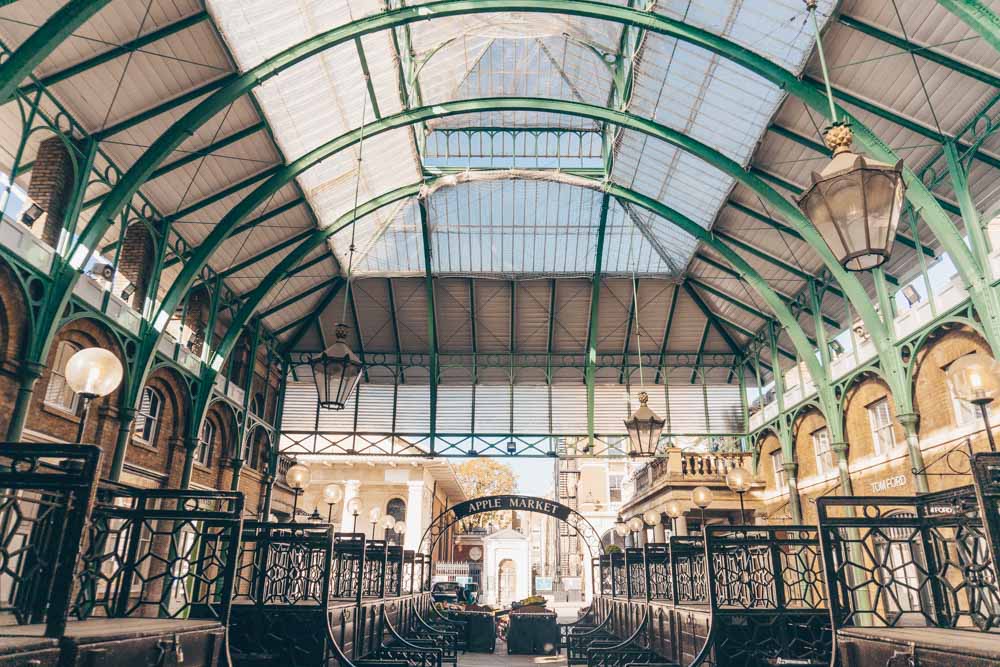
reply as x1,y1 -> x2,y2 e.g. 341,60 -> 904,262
184,286 -> 209,357
27,136 -> 77,248
754,324 -> 997,522
119,222 -> 154,311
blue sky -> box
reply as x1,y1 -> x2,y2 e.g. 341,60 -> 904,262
506,457 -> 556,497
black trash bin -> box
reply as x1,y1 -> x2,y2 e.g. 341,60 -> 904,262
448,611 -> 496,653
507,611 -> 559,655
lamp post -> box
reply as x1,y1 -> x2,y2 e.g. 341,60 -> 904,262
394,520 -> 407,546
369,507 -> 382,539
381,514 -> 397,541
323,484 -> 344,523
613,518 -> 628,546
691,486 -> 713,535
642,509 -> 661,543
664,501 -> 684,536
947,352 -> 1000,452
64,348 -> 124,444
347,497 -> 362,532
627,516 -> 644,547
285,461 -> 311,522
725,467 -> 753,524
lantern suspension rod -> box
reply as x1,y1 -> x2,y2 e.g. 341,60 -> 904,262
806,0 -> 838,124
339,78 -> 371,329
632,270 -> 644,387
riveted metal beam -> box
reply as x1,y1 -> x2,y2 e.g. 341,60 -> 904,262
585,194 -> 611,450
0,0 -> 112,104
149,121 -> 266,181
937,0 -> 1000,54
217,229 -> 313,279
161,165 -> 282,225
387,278 -> 406,384
18,11 -> 211,96
546,278 -> 556,385
694,251 -> 841,329
619,277 -> 637,385
281,280 -> 344,349
805,75 -> 1000,173
259,276 -> 343,319
689,277 -> 819,347
94,73 -> 238,141
418,197 -> 439,454
654,285 -> 680,385
838,14 -> 1000,89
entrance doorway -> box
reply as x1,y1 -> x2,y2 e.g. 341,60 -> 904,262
498,559 -> 517,606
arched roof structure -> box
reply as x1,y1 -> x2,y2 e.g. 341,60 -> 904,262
0,0 -> 999,449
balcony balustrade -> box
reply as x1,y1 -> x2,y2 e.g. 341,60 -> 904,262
630,448 -> 754,498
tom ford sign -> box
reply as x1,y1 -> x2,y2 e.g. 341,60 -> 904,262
451,495 -> 572,521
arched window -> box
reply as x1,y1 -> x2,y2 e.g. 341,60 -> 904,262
133,387 -> 162,448
249,428 -> 268,471
196,419 -> 215,466
386,498 -> 406,523
251,393 -> 264,417
44,340 -> 81,413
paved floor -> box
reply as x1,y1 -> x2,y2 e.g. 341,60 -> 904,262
460,641 -> 567,666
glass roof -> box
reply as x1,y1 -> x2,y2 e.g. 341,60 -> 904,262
206,0 -> 834,279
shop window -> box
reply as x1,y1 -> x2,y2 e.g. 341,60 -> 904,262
812,427 -> 834,476
133,387 -> 162,447
771,450 -> 787,491
196,419 -> 215,466
867,397 -> 895,455
43,341 -> 81,413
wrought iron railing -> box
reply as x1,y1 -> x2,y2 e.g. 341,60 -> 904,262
817,481 -> 1000,633
0,443 -> 102,637
233,522 -> 336,606
697,525 -> 831,667
73,482 -> 243,624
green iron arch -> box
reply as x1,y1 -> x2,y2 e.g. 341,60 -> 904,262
202,169 -> 836,436
30,0 -> 982,345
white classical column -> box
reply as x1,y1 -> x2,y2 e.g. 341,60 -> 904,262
404,480 -> 424,552
674,515 -> 689,536
653,522 -> 666,543
341,479 -> 361,533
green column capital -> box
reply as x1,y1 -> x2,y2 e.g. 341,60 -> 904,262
896,412 -> 920,432
16,360 -> 46,382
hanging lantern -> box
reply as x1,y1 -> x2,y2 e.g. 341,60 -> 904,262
311,323 -> 363,410
624,391 -> 665,457
795,122 -> 906,272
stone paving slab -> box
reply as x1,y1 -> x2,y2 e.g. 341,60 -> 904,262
459,641 -> 567,666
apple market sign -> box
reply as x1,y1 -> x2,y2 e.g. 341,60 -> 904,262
451,495 -> 572,521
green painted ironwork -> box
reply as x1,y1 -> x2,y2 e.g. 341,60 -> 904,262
0,0 -> 111,104
938,0 -> 1000,54
586,194 -> 611,451
418,197 -> 439,454
838,13 -> 1000,89
18,10 -> 211,96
